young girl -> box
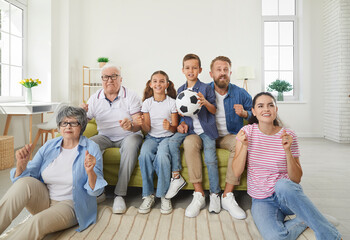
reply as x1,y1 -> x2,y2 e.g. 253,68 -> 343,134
136,70 -> 178,214
233,92 -> 341,239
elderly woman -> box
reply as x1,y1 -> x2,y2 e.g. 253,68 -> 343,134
0,106 -> 107,239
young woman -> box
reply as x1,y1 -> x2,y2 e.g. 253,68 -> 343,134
136,70 -> 178,214
233,92 -> 341,240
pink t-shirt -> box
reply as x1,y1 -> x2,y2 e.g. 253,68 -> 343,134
239,123 -> 300,199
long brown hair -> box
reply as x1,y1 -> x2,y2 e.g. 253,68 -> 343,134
142,70 -> 177,101
248,92 -> 282,126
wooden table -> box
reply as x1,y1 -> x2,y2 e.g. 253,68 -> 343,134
0,102 -> 59,144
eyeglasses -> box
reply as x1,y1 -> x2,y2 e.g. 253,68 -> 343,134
101,74 -> 120,81
59,122 -> 80,127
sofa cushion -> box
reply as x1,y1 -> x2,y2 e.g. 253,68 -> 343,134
85,119 -> 247,191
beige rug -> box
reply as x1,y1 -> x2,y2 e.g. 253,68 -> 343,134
3,206 -> 316,240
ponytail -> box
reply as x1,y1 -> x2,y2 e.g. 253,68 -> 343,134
167,80 -> 177,99
142,80 -> 153,101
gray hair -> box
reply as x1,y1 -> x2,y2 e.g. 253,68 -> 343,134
56,106 -> 88,135
101,63 -> 121,75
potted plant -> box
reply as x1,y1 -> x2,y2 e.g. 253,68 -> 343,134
267,79 -> 293,101
97,57 -> 109,68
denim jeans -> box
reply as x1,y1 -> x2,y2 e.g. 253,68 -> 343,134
169,132 -> 220,194
168,132 -> 188,172
251,179 -> 341,240
138,135 -> 172,198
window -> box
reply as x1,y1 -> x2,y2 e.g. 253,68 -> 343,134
262,0 -> 298,100
0,0 -> 26,98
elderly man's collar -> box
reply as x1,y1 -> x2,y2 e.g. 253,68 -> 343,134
98,87 -> 126,99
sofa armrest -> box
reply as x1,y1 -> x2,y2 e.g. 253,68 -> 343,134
83,119 -> 98,138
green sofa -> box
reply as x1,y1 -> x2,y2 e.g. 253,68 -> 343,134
83,119 -> 247,191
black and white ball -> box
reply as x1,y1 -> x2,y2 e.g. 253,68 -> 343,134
176,89 -> 201,116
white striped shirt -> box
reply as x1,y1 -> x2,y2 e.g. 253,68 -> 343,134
240,123 -> 300,199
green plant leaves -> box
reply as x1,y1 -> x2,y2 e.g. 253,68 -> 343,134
97,57 -> 109,62
267,79 -> 293,93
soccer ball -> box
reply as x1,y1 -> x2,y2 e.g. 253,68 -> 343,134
176,89 -> 201,116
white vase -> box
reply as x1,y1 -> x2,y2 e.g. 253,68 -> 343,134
25,88 -> 32,104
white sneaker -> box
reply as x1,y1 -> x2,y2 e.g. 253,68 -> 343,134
113,196 -> 127,214
138,195 -> 155,214
160,197 -> 173,215
97,192 -> 106,204
185,192 -> 206,218
165,175 -> 186,199
209,193 -> 221,213
221,192 -> 246,219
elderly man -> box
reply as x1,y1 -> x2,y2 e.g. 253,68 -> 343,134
182,56 -> 252,219
81,64 -> 143,214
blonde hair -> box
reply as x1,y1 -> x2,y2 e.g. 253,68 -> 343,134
210,56 -> 231,70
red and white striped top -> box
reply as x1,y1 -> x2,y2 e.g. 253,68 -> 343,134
239,123 -> 300,199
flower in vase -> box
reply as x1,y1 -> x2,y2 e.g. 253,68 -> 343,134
19,78 -> 41,88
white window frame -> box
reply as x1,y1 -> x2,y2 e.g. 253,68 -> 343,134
0,0 -> 27,102
262,3 -> 299,101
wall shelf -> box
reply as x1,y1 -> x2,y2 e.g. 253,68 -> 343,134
82,66 -> 102,102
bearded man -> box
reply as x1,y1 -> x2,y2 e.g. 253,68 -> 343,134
184,56 -> 252,219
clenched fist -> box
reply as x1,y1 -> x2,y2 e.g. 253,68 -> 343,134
84,151 -> 96,174
15,144 -> 32,177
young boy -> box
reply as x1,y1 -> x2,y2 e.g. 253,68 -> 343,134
166,53 -> 221,218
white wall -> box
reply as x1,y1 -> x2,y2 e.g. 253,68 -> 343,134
69,0 -> 324,137
27,0 -> 51,103
4,0 -> 328,148
323,0 -> 350,143
75,0 -> 262,97
68,0 -> 82,105
51,0 -> 70,103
